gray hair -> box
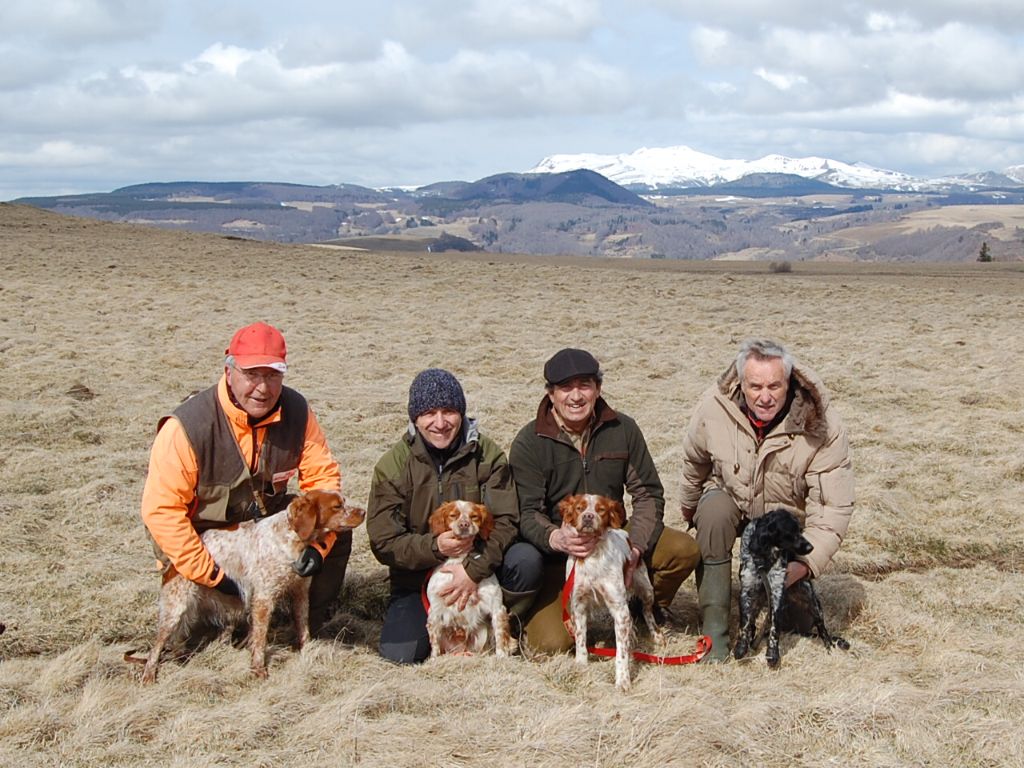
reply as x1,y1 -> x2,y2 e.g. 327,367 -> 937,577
225,354 -> 236,369
735,338 -> 794,380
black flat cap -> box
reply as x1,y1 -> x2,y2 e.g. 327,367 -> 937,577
544,348 -> 601,386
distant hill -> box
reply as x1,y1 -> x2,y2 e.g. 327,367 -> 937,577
662,173 -> 850,198
13,181 -> 399,243
10,171 -> 1024,262
441,169 -> 652,206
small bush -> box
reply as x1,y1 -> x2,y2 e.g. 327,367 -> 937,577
768,260 -> 793,273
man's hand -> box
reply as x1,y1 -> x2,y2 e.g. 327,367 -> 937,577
785,560 -> 810,588
437,562 -> 480,610
292,545 -> 324,577
681,505 -> 696,525
549,523 -> 598,558
213,573 -> 242,597
623,545 -> 642,588
436,531 -> 474,559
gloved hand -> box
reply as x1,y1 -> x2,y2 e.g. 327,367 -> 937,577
213,574 -> 242,597
292,545 -> 324,577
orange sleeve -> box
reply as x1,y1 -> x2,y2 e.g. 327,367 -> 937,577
297,406 -> 342,492
140,418 -> 219,587
297,406 -> 343,555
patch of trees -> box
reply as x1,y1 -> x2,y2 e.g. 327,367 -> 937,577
429,232 -> 481,252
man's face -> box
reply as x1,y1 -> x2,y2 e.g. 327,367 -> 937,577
226,365 -> 284,420
548,376 -> 600,432
415,408 -> 463,450
740,356 -> 789,422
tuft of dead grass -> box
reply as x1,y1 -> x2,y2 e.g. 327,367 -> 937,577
2,203 -> 1023,767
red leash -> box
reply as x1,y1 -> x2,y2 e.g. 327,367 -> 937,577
420,567 -> 435,615
562,562 -> 712,665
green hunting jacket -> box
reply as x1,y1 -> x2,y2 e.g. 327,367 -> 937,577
509,397 -> 665,557
367,419 -> 518,591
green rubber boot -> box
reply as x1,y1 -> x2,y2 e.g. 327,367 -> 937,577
697,558 -> 732,662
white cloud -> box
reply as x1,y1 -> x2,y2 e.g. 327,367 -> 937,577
753,68 -> 808,91
0,0 -> 164,46
464,0 -> 602,38
1,0 -> 1023,197
0,140 -> 111,168
392,0 -> 602,46
645,0 -> 1024,33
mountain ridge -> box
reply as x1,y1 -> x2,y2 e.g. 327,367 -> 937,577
527,145 -> 1024,193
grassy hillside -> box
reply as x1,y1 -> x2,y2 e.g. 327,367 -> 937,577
1,203 -> 1022,767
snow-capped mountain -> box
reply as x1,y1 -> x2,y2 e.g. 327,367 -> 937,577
527,145 -> 1021,192
1003,164 -> 1024,184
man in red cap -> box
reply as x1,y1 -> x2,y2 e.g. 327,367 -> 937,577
140,321 -> 350,635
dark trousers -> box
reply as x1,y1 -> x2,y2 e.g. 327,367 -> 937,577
308,530 -> 353,635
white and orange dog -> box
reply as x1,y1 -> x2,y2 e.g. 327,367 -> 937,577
141,489 -> 365,683
559,493 -> 665,691
425,500 -> 515,658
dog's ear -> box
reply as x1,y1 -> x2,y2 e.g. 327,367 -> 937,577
607,500 -> 627,529
748,516 -> 775,556
476,504 -> 495,541
429,503 -> 454,536
557,495 -> 579,525
289,494 -> 319,542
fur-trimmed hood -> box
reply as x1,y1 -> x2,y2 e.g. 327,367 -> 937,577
716,359 -> 832,441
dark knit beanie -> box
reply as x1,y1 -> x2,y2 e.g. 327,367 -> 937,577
407,368 -> 466,422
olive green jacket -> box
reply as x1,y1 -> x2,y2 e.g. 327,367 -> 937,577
509,397 -> 665,557
367,419 -> 518,591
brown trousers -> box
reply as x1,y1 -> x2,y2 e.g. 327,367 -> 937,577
692,489 -> 744,563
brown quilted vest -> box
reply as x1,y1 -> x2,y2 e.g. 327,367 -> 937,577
166,384 -> 308,529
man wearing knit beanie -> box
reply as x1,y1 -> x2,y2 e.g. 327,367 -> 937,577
367,368 -> 528,664
407,369 -> 467,449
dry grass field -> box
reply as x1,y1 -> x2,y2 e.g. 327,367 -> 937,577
1,202 -> 1022,767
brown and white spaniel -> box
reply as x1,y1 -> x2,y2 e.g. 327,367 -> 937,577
559,493 -> 665,691
425,500 -> 515,658
140,489 -> 365,683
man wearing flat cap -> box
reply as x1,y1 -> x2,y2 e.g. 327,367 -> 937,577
507,348 -> 700,653
367,368 -> 521,664
140,321 -> 352,636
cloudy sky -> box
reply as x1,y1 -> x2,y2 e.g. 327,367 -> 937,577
2,0 -> 1023,198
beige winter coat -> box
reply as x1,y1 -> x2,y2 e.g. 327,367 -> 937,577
679,360 -> 854,577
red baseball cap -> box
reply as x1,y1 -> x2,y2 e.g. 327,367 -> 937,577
225,322 -> 288,372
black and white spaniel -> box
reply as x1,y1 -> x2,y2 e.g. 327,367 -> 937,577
734,508 -> 849,668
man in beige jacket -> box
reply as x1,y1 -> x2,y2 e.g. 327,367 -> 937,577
679,338 -> 854,660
